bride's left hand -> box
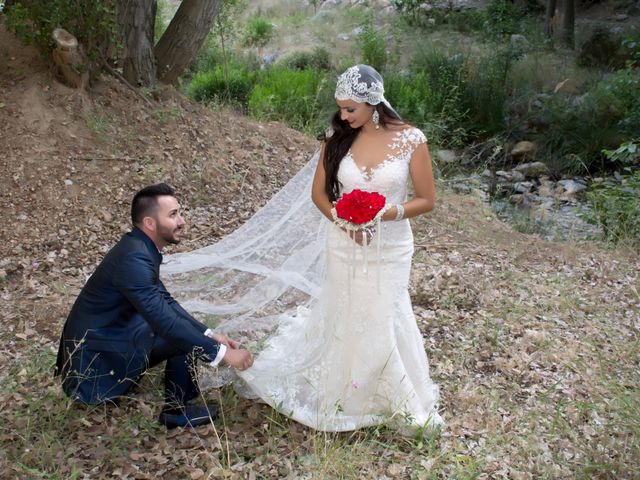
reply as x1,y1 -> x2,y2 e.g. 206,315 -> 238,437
349,229 -> 373,246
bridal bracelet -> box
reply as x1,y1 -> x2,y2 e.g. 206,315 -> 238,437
394,204 -> 405,221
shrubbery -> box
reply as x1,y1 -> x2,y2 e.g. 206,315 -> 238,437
4,0 -> 116,62
587,142 -> 640,245
187,63 -> 258,109
248,67 -> 333,134
281,47 -> 332,71
244,16 -> 274,47
358,24 -> 387,72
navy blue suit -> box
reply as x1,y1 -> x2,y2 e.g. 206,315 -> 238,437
55,227 -> 220,405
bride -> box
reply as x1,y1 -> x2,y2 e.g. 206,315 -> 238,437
163,65 -> 442,434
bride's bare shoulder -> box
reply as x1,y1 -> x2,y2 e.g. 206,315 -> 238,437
386,122 -> 417,133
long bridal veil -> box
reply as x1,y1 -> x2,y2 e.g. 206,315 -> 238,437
162,150 -> 327,369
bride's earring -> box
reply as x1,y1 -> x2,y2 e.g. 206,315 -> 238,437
372,110 -> 380,129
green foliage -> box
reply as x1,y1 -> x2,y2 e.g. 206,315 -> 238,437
187,31 -> 225,76
4,0 -> 116,62
577,27 -> 623,69
154,0 -> 169,44
248,67 -> 333,134
187,63 -> 258,109
390,0 -> 428,26
622,37 -> 640,68
462,45 -> 521,134
586,167 -> 640,245
244,16 -> 274,47
535,93 -> 620,174
482,0 -> 523,39
357,23 -> 388,72
594,66 -> 640,137
281,47 -> 332,71
385,47 -> 514,147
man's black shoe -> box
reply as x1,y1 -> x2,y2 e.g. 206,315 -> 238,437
158,404 -> 218,429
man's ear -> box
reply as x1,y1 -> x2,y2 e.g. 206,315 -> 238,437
142,215 -> 156,232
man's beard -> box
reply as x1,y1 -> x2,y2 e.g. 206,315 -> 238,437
158,224 -> 182,245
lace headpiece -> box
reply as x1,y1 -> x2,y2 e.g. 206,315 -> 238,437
334,64 -> 393,110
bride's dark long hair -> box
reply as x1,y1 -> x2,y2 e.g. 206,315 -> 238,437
318,102 -> 402,202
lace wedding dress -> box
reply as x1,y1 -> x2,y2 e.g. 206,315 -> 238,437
237,127 -> 442,432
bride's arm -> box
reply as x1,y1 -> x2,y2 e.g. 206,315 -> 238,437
311,142 -> 335,222
381,142 -> 436,221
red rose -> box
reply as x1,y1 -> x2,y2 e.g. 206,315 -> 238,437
335,189 -> 386,225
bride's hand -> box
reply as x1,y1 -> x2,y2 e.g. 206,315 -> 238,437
349,229 -> 373,246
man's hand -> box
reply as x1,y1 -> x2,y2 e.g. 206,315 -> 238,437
222,348 -> 254,371
209,333 -> 239,350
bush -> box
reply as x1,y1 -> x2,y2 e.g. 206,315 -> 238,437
358,24 -> 387,72
462,45 -> 521,135
595,68 -> 640,137
244,16 -> 274,47
587,169 -> 640,246
281,47 -> 332,71
482,0 -> 523,38
4,0 -> 116,62
577,27 -> 624,69
187,63 -> 258,109
535,93 -> 622,174
248,67 -> 333,134
187,31 -> 224,76
385,51 -> 470,147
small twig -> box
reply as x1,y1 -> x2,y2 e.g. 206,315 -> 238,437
69,155 -> 133,161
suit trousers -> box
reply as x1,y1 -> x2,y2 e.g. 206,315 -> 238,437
148,336 -> 200,406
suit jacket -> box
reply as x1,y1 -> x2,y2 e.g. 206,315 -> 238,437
55,227 -> 219,404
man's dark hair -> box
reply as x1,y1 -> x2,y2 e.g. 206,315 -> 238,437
131,183 -> 176,226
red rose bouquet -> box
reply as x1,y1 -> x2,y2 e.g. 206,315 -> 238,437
331,189 -> 390,231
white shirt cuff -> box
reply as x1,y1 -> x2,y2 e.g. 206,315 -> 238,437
210,344 -> 226,367
204,329 -> 226,367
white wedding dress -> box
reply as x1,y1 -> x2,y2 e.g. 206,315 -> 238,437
235,127 -> 442,432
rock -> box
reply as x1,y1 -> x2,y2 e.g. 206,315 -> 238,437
510,34 -> 529,49
514,181 -> 534,193
482,169 -> 493,178
611,13 -> 629,22
515,161 -> 548,177
538,180 -> 555,197
435,149 -> 457,164
509,194 -> 524,205
511,141 -> 536,159
496,170 -> 512,180
511,170 -> 525,182
558,179 -> 587,194
338,33 -> 350,41
100,209 -> 114,223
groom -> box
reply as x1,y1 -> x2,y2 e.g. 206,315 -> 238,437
55,183 -> 253,428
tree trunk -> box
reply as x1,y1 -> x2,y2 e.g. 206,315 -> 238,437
544,0 -> 557,39
155,0 -> 222,85
117,0 -> 157,86
561,0 -> 575,48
